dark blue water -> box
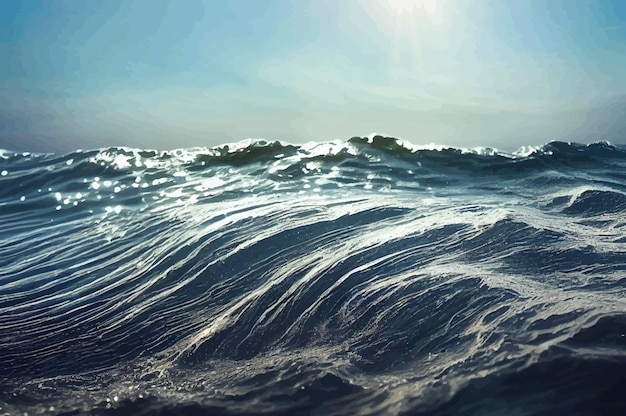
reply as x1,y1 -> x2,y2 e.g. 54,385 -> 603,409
1,136 -> 626,415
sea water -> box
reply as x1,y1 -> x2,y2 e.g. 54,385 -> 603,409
1,136 -> 625,415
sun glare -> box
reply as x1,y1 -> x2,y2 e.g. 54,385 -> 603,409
384,0 -> 439,16
359,0 -> 452,82
364,0 -> 449,31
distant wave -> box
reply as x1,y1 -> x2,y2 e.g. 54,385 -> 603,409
1,137 -> 626,415
1,136 -> 625,196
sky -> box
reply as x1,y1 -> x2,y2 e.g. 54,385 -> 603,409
1,0 -> 626,153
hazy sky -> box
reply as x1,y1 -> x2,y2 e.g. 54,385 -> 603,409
1,0 -> 626,152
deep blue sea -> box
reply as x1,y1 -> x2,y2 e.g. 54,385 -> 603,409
1,136 -> 626,415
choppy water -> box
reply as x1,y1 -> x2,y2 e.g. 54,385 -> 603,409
1,136 -> 626,415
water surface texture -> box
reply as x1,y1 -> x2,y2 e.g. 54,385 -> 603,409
1,136 -> 626,415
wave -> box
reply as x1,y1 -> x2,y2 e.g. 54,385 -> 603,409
1,137 -> 626,414
1,138 -> 625,208
1,136 -> 625,179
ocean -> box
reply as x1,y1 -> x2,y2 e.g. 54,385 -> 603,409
1,135 -> 625,415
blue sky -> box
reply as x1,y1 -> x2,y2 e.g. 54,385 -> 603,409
1,0 -> 626,152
